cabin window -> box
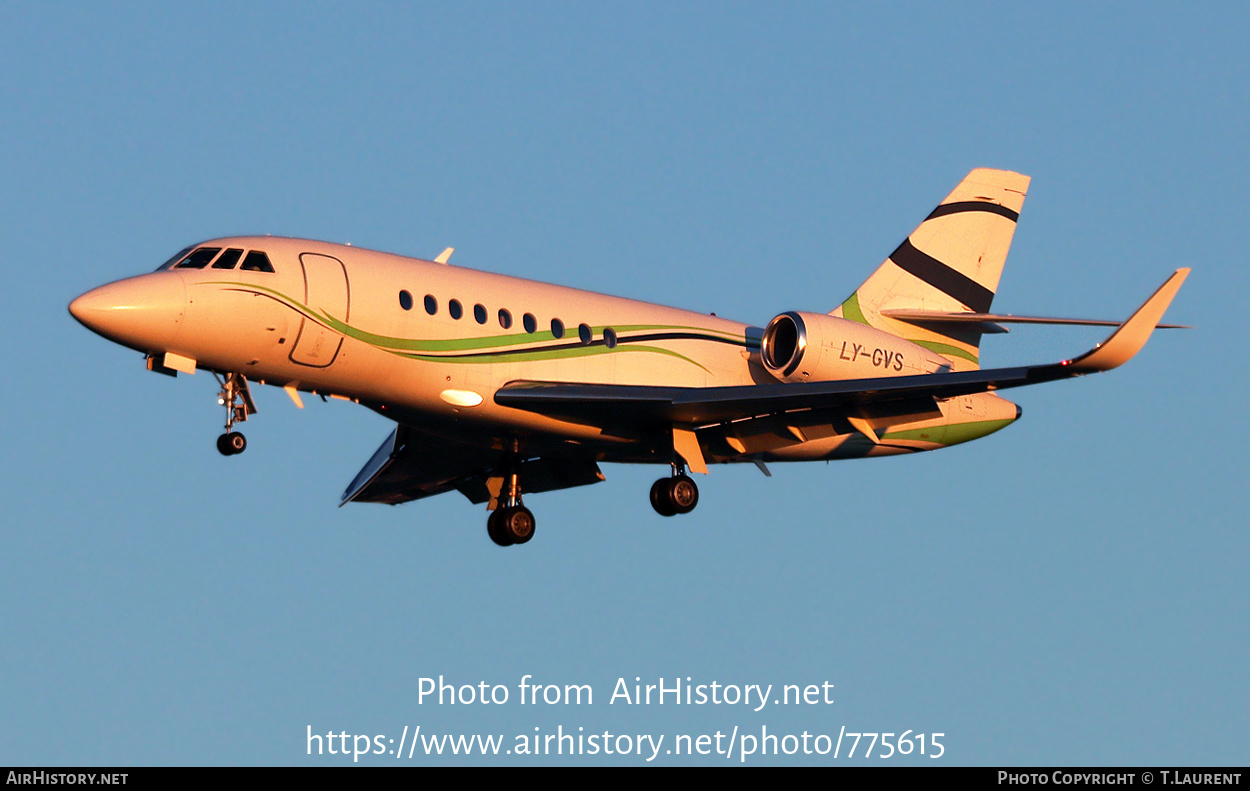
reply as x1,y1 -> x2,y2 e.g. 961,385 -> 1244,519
578,323 -> 592,345
551,318 -> 564,339
498,309 -> 513,329
212,248 -> 244,270
399,290 -> 413,310
424,295 -> 437,315
175,247 -> 222,269
449,299 -> 463,320
523,313 -> 537,333
603,327 -> 618,348
474,303 -> 487,324
240,250 -> 275,272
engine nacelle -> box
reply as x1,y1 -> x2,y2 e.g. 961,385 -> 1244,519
759,311 -> 951,383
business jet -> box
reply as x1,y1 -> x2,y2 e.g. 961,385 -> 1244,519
69,169 -> 1188,547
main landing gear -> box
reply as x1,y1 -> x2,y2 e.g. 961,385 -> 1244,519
487,463 -> 536,547
214,372 -> 256,456
650,461 -> 699,517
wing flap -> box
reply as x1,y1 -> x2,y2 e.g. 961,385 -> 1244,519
340,426 -> 403,505
341,425 -> 605,507
454,457 -> 606,505
340,425 -> 507,506
497,369 -> 1028,426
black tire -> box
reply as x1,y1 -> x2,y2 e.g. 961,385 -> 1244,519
487,509 -> 513,547
670,475 -> 699,514
501,506 -> 536,544
217,432 -> 246,456
650,478 -> 677,516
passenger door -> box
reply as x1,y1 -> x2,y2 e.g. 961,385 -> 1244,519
290,252 -> 350,368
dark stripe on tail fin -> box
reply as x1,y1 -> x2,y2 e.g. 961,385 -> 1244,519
926,201 -> 1020,223
831,169 -> 1030,371
889,238 -> 995,313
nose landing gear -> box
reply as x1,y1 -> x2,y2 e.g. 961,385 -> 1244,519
487,462 -> 536,546
214,372 -> 256,456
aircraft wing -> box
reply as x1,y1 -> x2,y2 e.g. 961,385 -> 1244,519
495,269 -> 1189,429
341,424 -> 604,507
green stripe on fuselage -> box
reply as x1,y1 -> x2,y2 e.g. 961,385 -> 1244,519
399,343 -> 709,370
201,280 -> 730,371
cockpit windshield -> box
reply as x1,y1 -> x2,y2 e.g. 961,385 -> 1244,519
174,248 -> 222,269
155,246 -> 195,271
157,245 -> 275,273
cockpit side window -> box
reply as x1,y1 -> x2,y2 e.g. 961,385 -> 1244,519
211,248 -> 245,269
156,246 -> 195,271
175,247 -> 223,269
240,250 -> 275,272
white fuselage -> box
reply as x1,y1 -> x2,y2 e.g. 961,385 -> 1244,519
70,236 -> 1019,464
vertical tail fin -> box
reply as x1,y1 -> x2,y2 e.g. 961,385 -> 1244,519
832,168 -> 1030,371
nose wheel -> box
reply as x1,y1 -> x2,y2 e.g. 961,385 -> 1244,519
487,460 -> 536,546
214,372 -> 256,456
650,462 -> 699,516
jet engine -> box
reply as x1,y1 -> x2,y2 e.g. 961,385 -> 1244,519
759,311 -> 950,383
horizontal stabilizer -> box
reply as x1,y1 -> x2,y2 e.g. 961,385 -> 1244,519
882,308 -> 1188,330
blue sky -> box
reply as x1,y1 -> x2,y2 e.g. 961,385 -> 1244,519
2,2 -> 1246,765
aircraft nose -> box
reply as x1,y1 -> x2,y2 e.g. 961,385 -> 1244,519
69,274 -> 187,352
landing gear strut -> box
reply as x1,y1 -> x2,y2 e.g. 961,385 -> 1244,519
487,462 -> 536,546
650,461 -> 699,516
214,372 -> 256,456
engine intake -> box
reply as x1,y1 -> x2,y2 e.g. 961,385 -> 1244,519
761,312 -> 807,377
759,310 -> 950,383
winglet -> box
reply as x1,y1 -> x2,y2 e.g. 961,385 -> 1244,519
434,247 -> 454,264
1066,269 -> 1190,373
